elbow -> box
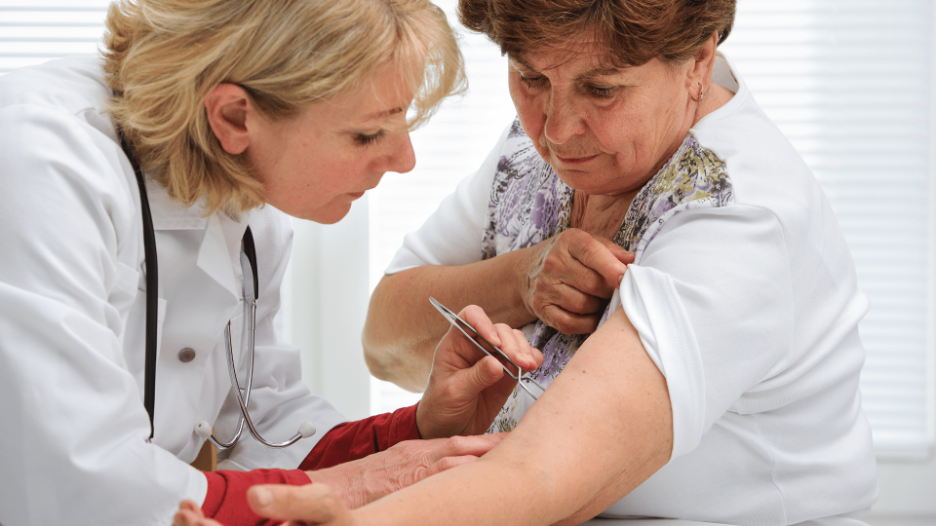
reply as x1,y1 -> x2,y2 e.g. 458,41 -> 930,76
362,306 -> 394,381
361,329 -> 392,381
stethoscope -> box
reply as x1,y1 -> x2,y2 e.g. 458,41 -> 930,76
120,131 -> 315,450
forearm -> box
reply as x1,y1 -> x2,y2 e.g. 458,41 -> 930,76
362,249 -> 537,391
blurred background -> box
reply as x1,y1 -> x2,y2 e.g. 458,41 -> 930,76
2,0 -> 932,523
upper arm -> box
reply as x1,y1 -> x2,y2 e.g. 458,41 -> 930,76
481,301 -> 673,523
617,205 -> 792,458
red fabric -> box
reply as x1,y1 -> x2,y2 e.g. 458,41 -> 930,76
201,403 -> 420,525
202,469 -> 308,526
300,402 -> 421,470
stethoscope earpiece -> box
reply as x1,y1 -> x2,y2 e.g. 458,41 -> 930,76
299,422 -> 316,439
194,421 -> 212,439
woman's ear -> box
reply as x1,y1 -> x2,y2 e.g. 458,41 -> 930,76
686,30 -> 720,96
205,84 -> 253,155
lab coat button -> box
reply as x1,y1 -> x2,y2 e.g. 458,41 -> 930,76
178,348 -> 196,363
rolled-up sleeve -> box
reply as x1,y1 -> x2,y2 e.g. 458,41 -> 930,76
614,205 -> 793,460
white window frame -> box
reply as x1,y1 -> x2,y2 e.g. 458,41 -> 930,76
287,201 -> 373,422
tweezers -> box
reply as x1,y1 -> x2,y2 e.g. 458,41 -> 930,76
429,296 -> 547,400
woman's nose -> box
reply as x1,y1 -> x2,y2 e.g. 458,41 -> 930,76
543,92 -> 585,146
387,132 -> 416,174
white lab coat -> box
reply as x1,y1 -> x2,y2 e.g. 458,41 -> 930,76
0,58 -> 346,525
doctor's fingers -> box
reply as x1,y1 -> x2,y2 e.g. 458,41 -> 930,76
424,454 -> 480,477
173,502 -> 222,526
455,304 -> 501,348
452,314 -> 539,373
426,432 -> 507,464
493,325 -> 541,373
249,483 -> 355,525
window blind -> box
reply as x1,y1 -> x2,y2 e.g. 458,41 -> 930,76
0,1 -> 109,76
369,0 -> 936,459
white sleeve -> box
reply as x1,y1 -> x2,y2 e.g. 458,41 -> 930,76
215,209 -> 346,471
611,205 -> 794,461
0,104 -> 204,525
384,123 -> 511,274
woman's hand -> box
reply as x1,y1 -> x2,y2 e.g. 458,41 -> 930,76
522,229 -> 633,335
416,305 -> 543,439
306,433 -> 506,508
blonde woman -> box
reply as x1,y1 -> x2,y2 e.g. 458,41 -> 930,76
0,1 -> 541,525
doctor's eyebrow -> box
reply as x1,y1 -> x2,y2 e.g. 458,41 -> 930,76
361,106 -> 405,121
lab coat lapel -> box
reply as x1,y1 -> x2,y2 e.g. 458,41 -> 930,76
196,215 -> 240,301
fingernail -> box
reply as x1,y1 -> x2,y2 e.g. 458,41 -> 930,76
254,487 -> 273,507
617,274 -> 625,286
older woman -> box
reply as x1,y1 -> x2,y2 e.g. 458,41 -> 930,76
0,0 -> 543,525
192,0 -> 880,525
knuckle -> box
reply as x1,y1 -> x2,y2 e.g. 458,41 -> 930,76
567,295 -> 590,314
437,456 -> 471,471
446,434 -> 467,450
493,322 -> 512,333
580,273 -> 604,294
541,253 -> 561,271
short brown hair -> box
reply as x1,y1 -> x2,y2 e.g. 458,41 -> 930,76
104,0 -> 464,215
458,0 -> 736,67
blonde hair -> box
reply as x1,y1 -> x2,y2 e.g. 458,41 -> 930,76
103,0 -> 465,215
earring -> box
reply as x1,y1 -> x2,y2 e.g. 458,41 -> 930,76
699,84 -> 706,102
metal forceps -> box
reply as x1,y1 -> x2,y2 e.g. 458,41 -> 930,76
429,296 -> 547,400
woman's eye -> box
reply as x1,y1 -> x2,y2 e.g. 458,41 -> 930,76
519,73 -> 548,88
354,130 -> 385,146
586,85 -> 617,99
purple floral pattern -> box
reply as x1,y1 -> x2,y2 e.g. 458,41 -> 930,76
484,119 -> 733,433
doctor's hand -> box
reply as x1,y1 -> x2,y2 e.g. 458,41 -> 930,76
416,305 -> 543,439
306,432 -> 505,508
173,435 -> 506,525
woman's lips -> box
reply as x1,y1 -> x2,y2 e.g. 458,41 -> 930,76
553,152 -> 599,166
348,191 -> 365,199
